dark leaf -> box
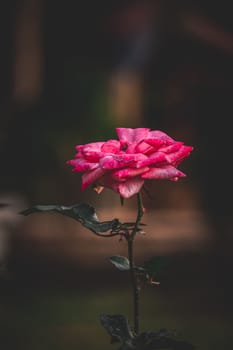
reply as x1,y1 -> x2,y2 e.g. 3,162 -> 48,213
20,203 -> 120,234
109,256 -> 130,271
100,315 -> 195,350
100,314 -> 134,346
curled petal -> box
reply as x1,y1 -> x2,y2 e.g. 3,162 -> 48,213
117,178 -> 145,198
165,146 -> 193,165
135,141 -> 154,154
149,130 -> 174,142
159,141 -> 183,153
81,167 -> 106,190
101,140 -> 121,153
112,166 -> 150,180
67,159 -> 98,172
136,152 -> 167,168
116,128 -> 150,143
81,142 -> 105,161
99,153 -> 147,170
108,178 -> 145,198
99,174 -> 144,198
99,156 -> 123,170
141,165 -> 186,180
143,138 -> 168,150
76,142 -> 102,153
100,155 -> 134,169
75,144 -> 84,152
114,153 -> 147,162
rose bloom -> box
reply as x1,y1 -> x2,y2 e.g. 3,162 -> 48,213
67,128 -> 193,198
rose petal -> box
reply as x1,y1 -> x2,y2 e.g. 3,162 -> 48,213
99,174 -> 144,198
101,140 -> 121,153
112,166 -> 150,180
165,146 -> 193,164
81,142 -> 105,161
141,165 -> 186,180
149,130 -> 174,142
136,152 -> 167,168
99,153 -> 147,170
143,138 -> 168,150
67,159 -> 98,172
116,128 -> 150,143
99,156 -> 122,170
100,155 -> 134,169
81,167 -> 106,190
135,141 -> 154,154
117,178 -> 145,198
159,141 -> 183,153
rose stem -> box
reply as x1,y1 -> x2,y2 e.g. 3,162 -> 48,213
127,192 -> 144,335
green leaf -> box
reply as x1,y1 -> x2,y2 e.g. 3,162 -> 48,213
100,314 -> 134,345
109,256 -> 130,271
20,203 -> 120,234
143,256 -> 170,279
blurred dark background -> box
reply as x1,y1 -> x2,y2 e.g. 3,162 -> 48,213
0,1 -> 232,349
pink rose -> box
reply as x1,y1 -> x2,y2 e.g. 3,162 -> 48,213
67,128 -> 193,198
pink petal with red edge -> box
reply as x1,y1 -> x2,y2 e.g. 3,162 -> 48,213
112,166 -> 149,180
149,130 -> 174,142
75,145 -> 84,152
113,153 -> 147,163
116,128 -> 150,143
100,156 -> 130,170
101,140 -> 121,153
141,165 -> 186,180
165,146 -> 193,164
135,141 -> 154,154
67,159 -> 98,172
82,142 -> 104,152
136,152 -> 167,168
144,138 -> 172,149
99,156 -> 117,170
81,142 -> 105,161
159,141 -> 183,153
99,154 -> 146,170
82,152 -> 104,162
113,153 -> 147,164
117,177 -> 145,198
81,167 -> 106,190
76,142 -> 103,154
99,174 -> 144,198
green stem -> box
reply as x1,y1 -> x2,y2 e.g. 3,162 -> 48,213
127,192 -> 144,335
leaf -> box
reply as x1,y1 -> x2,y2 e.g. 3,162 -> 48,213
109,256 -> 130,271
20,203 -> 120,234
100,314 -> 195,350
100,314 -> 134,345
143,256 -> 170,280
